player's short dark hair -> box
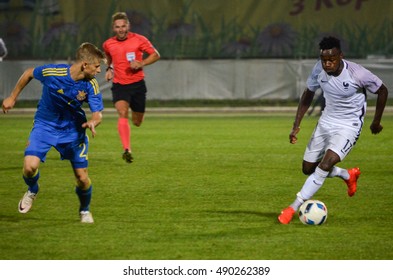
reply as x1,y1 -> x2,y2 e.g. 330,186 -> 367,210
319,36 -> 341,51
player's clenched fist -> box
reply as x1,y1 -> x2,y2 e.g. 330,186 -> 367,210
289,127 -> 300,144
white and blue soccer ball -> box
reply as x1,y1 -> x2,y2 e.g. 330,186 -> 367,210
298,200 -> 328,225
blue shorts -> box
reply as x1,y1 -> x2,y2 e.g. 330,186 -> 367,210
25,122 -> 89,169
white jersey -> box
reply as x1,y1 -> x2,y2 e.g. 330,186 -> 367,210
307,59 -> 382,129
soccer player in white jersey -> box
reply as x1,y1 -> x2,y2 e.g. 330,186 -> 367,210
278,36 -> 388,224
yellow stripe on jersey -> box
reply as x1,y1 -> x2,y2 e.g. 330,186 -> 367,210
42,68 -> 68,77
89,78 -> 100,95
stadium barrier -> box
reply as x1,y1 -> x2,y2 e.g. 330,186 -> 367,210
1,59 -> 392,101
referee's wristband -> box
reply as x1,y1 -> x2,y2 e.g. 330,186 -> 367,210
106,66 -> 113,71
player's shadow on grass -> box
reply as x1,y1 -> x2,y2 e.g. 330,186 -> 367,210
205,210 -> 278,220
0,166 -> 23,172
0,213 -> 71,225
0,214 -> 22,223
0,214 -> 45,224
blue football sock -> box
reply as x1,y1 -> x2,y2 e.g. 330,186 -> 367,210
23,171 -> 40,194
75,185 -> 92,212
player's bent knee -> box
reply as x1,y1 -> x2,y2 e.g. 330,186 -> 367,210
23,156 -> 40,177
76,177 -> 91,189
302,165 -> 317,175
23,166 -> 38,177
133,120 -> 142,127
74,170 -> 91,189
302,161 -> 318,175
302,168 -> 314,175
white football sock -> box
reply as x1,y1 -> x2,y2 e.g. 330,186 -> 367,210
298,166 -> 328,201
290,195 -> 304,211
327,166 -> 349,180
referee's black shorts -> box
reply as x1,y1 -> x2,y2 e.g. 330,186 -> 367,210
111,80 -> 147,113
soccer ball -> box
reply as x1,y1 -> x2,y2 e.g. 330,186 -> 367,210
298,200 -> 328,225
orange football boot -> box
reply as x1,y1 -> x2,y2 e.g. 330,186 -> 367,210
278,206 -> 295,224
344,167 -> 361,197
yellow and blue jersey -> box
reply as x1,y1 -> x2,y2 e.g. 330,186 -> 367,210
33,64 -> 104,131
24,64 -> 104,167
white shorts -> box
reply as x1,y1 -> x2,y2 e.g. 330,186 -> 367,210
303,120 -> 361,163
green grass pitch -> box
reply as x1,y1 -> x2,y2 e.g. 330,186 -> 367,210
0,111 -> 392,260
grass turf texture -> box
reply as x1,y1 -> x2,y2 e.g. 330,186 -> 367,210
0,112 -> 392,260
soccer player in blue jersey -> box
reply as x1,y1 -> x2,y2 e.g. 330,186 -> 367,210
2,42 -> 105,223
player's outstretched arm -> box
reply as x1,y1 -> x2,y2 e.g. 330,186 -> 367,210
2,67 -> 34,113
82,111 -> 102,138
370,84 -> 388,134
290,88 -> 315,144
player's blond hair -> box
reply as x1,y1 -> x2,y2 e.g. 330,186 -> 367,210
76,42 -> 105,63
112,12 -> 129,24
